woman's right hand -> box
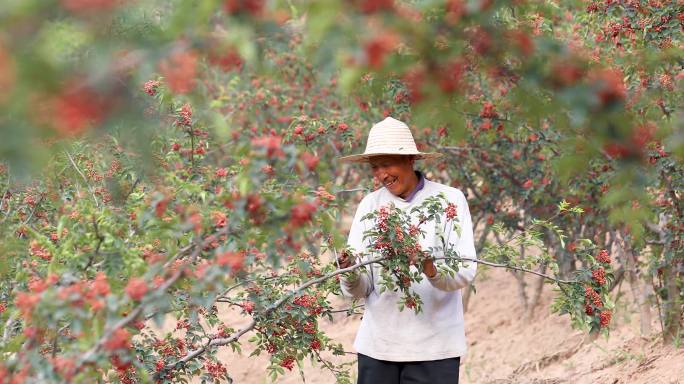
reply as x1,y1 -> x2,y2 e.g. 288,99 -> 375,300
337,249 -> 354,269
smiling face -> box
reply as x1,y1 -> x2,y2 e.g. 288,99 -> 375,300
369,155 -> 418,198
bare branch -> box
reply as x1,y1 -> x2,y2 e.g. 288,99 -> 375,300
21,194 -> 44,225
434,256 -> 575,285
65,150 -> 100,208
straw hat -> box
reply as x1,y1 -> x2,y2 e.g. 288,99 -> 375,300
338,117 -> 442,163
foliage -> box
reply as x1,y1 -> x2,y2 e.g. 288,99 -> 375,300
0,0 -> 682,382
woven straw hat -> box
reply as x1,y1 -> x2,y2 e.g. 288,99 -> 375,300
338,117 -> 442,163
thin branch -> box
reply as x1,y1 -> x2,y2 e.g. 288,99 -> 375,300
164,318 -> 256,372
457,111 -> 512,122
434,256 -> 576,285
0,192 -> 12,223
336,188 -> 367,194
645,221 -> 666,237
476,226 -> 490,253
661,170 -> 683,219
658,100 -> 671,118
51,323 -> 71,358
21,194 -> 44,225
438,145 -> 534,189
0,188 -> 8,213
121,177 -> 141,204
2,313 -> 16,343
215,275 -> 280,301
329,304 -> 364,314
84,216 -> 105,272
312,348 -> 352,378
65,150 -> 100,208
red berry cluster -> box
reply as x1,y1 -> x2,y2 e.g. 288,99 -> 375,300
289,202 -> 317,228
592,267 -> 607,286
241,301 -> 255,314
313,187 -> 335,206
405,296 -> 417,310
280,356 -> 295,371
223,0 -> 264,16
266,342 -> 277,354
155,359 -> 165,372
584,285 -> 611,328
408,224 -> 420,237
104,328 -> 131,352
479,101 -> 498,118
292,294 -> 322,315
204,361 -> 228,379
175,103 -> 192,127
111,355 -> 136,384
153,338 -> 186,359
302,321 -> 316,335
292,294 -> 315,307
125,277 -> 148,301
143,80 -> 160,96
584,286 -> 602,316
394,225 -> 405,241
217,327 -> 231,338
445,202 -> 458,220
175,319 -> 190,331
29,240 -> 52,261
596,249 -> 611,264
158,49 -> 197,94
373,240 -> 391,252
599,310 -> 612,327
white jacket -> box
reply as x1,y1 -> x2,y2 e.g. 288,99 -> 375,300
340,180 -> 477,361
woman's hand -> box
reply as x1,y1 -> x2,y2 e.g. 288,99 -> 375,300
421,256 -> 438,278
409,252 -> 437,278
337,249 -> 354,269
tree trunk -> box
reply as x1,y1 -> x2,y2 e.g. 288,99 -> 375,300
463,226 -> 491,313
557,242 -> 576,279
645,214 -> 683,344
513,270 -> 529,320
620,234 -> 653,337
662,265 -> 683,344
528,262 -> 547,317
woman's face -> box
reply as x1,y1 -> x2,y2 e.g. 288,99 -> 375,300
369,155 -> 417,198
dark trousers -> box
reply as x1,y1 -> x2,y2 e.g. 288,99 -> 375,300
357,354 -> 460,384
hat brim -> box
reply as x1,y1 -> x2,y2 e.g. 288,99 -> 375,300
338,152 -> 443,163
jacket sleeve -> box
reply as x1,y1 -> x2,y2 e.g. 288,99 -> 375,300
339,197 -> 374,299
426,190 -> 478,292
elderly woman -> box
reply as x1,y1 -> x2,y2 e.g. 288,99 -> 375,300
337,117 -> 477,384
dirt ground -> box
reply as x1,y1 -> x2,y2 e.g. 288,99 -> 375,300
196,266 -> 683,384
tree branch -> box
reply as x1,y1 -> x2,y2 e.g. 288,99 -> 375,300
84,216 -> 105,272
162,255 -> 387,372
434,256 -> 575,285
661,169 -> 683,219
65,150 -> 100,208
21,194 -> 44,225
